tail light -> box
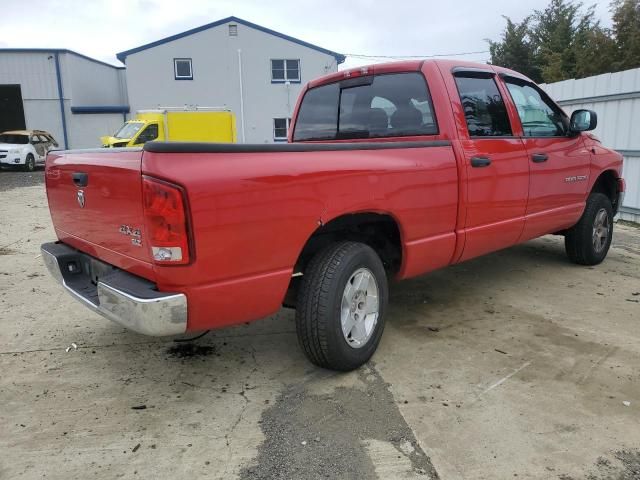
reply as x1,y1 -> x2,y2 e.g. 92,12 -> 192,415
142,176 -> 192,265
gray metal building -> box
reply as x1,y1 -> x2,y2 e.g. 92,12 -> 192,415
117,16 -> 345,143
0,49 -> 129,149
541,68 -> 640,223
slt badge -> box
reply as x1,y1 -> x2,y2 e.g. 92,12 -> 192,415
119,224 -> 143,247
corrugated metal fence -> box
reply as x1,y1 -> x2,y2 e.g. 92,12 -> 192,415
541,68 -> 640,223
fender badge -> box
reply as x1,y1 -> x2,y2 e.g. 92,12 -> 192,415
77,190 -> 85,208
565,175 -> 588,183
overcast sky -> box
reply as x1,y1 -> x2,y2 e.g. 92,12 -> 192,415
0,0 -> 613,69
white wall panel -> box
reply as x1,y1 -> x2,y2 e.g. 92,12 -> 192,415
1,50 -> 129,149
542,67 -> 640,221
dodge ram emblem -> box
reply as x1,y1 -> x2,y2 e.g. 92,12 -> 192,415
77,190 -> 85,208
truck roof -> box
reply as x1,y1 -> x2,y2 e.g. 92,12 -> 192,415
307,59 -> 532,89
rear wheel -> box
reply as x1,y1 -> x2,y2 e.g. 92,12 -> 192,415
565,192 -> 613,265
296,241 -> 388,371
23,154 -> 35,172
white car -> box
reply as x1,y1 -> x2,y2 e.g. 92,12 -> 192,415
0,130 -> 59,172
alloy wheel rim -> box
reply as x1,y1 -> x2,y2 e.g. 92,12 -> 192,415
592,208 -> 610,254
340,268 -> 379,349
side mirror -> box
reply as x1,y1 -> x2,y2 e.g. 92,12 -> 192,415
570,109 -> 597,132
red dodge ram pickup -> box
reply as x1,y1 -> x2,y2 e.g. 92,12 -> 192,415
42,60 -> 625,371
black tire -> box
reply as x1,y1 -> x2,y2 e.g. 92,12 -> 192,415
565,192 -> 613,265
23,154 -> 35,172
296,241 -> 388,371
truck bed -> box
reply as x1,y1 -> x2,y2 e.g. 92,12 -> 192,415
45,140 -> 459,331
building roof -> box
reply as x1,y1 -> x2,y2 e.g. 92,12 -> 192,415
116,16 -> 345,64
0,48 -> 124,69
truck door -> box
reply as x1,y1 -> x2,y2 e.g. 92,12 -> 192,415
450,70 -> 530,261
501,77 -> 590,240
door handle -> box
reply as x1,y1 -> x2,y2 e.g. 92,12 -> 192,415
72,172 -> 88,187
531,153 -> 548,163
470,156 -> 491,168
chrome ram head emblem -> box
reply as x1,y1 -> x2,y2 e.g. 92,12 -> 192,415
77,189 -> 85,208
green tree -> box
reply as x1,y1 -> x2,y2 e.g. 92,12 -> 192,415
487,17 -> 542,82
531,0 -> 583,81
488,0 -> 629,82
611,0 -> 640,70
487,16 -> 542,82
574,24 -> 618,78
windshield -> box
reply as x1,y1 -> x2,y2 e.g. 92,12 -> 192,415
293,72 -> 438,141
114,122 -> 144,139
0,134 -> 29,144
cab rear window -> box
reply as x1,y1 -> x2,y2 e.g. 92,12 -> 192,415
293,72 -> 438,141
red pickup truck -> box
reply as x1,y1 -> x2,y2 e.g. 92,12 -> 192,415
42,59 -> 624,371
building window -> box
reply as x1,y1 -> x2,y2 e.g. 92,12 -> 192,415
174,58 -> 193,80
271,59 -> 300,83
229,24 -> 238,36
273,118 -> 291,141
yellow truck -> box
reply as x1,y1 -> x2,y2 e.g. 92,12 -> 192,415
101,107 -> 236,147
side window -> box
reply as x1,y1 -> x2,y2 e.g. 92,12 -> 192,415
454,75 -> 512,137
30,135 -> 40,144
271,59 -> 300,83
505,80 -> 568,137
273,118 -> 291,141
174,58 -> 193,80
134,124 -> 159,145
293,82 -> 340,141
293,72 -> 437,141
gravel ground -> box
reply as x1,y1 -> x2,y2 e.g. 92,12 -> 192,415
1,172 -> 639,480
0,168 -> 44,192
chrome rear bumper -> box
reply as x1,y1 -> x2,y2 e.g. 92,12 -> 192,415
41,242 -> 187,336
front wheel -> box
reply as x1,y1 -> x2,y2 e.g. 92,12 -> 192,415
565,192 -> 613,265
296,241 -> 388,371
23,154 -> 35,172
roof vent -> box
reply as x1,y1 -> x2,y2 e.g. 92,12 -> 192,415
229,24 -> 238,36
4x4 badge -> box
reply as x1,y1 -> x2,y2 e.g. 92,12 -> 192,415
77,190 -> 85,208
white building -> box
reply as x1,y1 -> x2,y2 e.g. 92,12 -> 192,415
542,67 -> 640,223
117,16 -> 345,143
0,49 -> 129,149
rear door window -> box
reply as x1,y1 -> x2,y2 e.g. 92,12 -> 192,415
453,75 -> 512,137
293,72 -> 437,141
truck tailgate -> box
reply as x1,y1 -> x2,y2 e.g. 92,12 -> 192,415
45,149 -> 155,279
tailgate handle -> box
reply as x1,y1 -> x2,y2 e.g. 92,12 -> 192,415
72,172 -> 88,187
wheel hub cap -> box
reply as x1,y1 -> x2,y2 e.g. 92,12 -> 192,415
340,268 -> 379,349
592,208 -> 610,254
